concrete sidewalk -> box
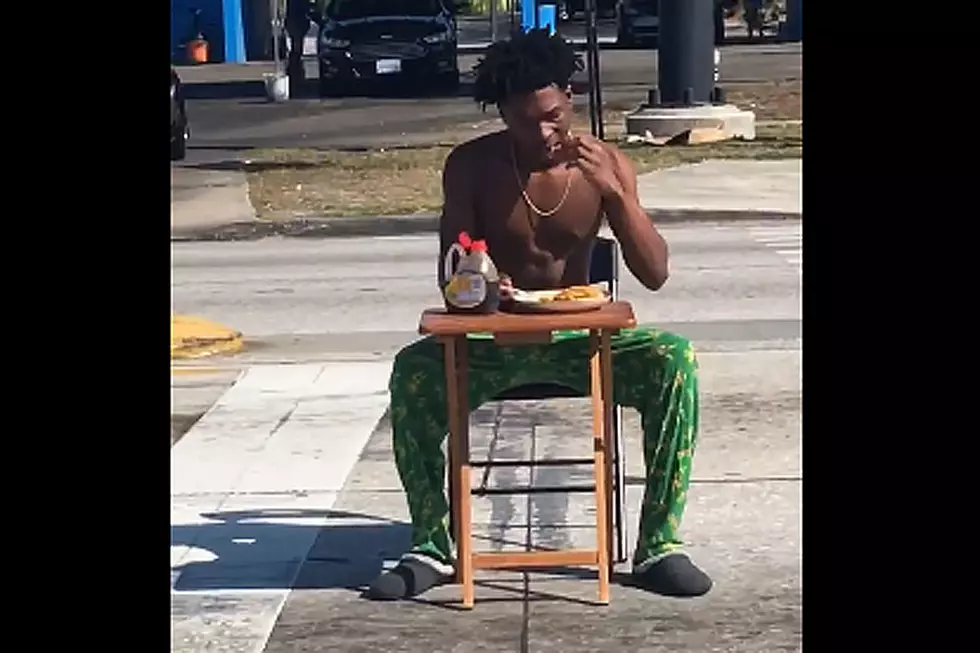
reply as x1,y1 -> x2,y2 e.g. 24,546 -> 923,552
171,158 -> 801,241
171,166 -> 256,235
638,159 -> 801,217
172,353 -> 802,652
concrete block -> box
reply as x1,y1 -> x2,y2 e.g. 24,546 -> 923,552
625,104 -> 757,142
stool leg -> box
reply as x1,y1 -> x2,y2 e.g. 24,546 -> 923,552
589,330 -> 611,605
606,437 -> 616,579
602,335 -> 618,577
444,336 -> 474,609
443,337 -> 459,582
447,428 -> 458,580
612,405 -> 628,565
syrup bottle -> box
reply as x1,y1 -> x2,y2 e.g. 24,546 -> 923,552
442,231 -> 501,314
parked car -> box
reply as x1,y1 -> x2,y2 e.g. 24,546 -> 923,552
615,0 -> 659,47
170,68 -> 189,160
562,0 -> 618,20
316,0 -> 460,97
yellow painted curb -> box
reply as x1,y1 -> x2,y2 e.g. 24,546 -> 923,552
171,315 -> 244,360
171,365 -> 237,377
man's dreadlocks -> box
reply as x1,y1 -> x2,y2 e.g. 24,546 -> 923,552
472,28 -> 584,111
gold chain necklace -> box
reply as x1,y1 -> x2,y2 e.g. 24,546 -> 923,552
510,143 -> 572,218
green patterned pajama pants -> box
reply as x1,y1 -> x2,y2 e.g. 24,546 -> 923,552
388,326 -> 699,572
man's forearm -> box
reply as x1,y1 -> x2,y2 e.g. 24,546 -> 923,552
604,191 -> 670,290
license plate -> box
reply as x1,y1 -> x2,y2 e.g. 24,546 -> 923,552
376,59 -> 401,74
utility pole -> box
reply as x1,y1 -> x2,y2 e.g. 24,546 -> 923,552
785,0 -> 802,41
623,0 -> 755,141
657,0 -> 715,105
584,0 -> 603,139
490,0 -> 499,43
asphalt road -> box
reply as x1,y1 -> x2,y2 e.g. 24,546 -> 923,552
175,42 -> 800,159
171,222 -> 800,362
171,221 -> 801,651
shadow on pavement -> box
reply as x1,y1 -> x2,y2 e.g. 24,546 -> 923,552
171,508 -> 412,592
183,77 -> 474,101
183,80 -> 267,100
321,79 -> 475,100
185,144 -> 255,152
721,35 -> 789,46
171,508 -> 637,607
185,159 -> 323,173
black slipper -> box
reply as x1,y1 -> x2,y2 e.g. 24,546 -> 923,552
364,556 -> 454,601
630,552 -> 712,598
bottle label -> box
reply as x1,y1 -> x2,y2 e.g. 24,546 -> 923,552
445,272 -> 487,309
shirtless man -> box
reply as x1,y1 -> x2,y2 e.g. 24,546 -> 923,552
367,29 -> 712,601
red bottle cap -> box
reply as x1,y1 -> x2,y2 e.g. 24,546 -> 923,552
458,232 -> 472,249
470,239 -> 488,252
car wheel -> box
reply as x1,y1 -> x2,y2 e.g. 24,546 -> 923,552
617,26 -> 633,48
438,70 -> 460,94
171,127 -> 187,161
319,76 -> 345,98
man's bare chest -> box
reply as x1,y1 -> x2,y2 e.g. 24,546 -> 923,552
472,165 -> 603,246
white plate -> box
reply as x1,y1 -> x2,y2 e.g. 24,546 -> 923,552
509,286 -> 610,313
511,285 -> 607,304
376,59 -> 401,75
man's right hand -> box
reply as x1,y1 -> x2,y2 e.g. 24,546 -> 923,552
499,274 -> 515,301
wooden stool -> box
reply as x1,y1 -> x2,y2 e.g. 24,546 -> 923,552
418,301 -> 637,609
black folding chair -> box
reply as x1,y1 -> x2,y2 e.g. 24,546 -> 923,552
453,236 -> 629,565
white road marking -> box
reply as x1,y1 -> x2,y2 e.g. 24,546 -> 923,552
171,360 -> 392,653
749,224 -> 802,275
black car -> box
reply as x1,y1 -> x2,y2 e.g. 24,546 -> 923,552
170,68 -> 189,160
561,0 -> 618,20
615,0 -> 659,47
316,0 -> 460,97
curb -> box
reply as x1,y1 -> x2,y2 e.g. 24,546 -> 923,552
172,209 -> 800,242
171,315 -> 245,360
457,37 -> 618,54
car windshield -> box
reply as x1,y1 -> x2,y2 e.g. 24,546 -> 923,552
326,0 -> 442,20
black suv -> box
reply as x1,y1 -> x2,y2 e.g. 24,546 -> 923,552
316,0 -> 460,97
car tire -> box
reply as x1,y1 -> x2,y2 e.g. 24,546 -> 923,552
617,27 -> 634,48
438,70 -> 460,94
319,76 -> 345,98
171,122 -> 188,161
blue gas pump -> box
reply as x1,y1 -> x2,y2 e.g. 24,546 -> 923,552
521,1 -> 536,32
520,1 -> 557,35
221,0 -> 246,63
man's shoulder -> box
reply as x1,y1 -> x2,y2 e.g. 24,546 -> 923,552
446,130 -> 506,167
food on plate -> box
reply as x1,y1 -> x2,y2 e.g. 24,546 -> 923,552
541,285 -> 605,302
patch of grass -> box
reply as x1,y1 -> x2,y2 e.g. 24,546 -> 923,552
725,81 -> 802,122
600,81 -> 802,123
625,122 -> 801,175
246,146 -> 451,219
245,123 -> 801,219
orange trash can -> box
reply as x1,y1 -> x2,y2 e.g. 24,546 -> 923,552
185,38 -> 208,64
